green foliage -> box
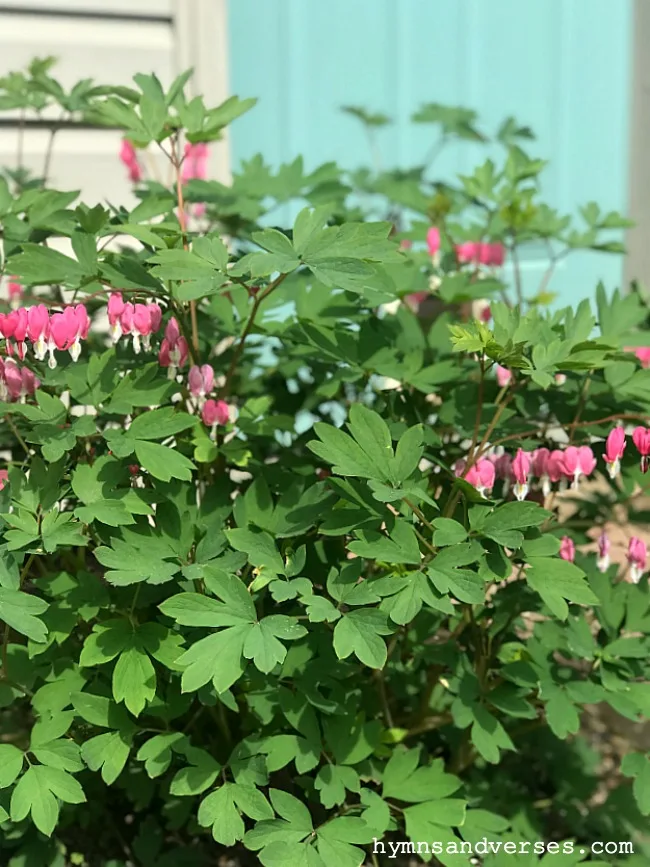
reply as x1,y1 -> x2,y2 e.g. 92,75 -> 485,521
0,58 -> 647,867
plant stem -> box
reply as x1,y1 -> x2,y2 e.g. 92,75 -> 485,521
42,118 -> 63,185
1,623 -> 9,679
219,272 -> 289,399
5,415 -> 30,456
171,135 -> 199,356
510,237 -> 523,306
422,134 -> 447,175
568,373 -> 592,443
536,246 -> 569,298
375,668 -> 394,728
443,386 -> 514,519
413,525 -> 437,556
403,498 -> 435,533
487,411 -> 650,452
469,354 -> 486,456
405,711 -> 453,739
16,109 -> 25,169
20,553 -> 36,584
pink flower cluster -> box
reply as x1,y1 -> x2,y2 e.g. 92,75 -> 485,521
182,142 -> 209,218
457,445 -> 600,501
182,143 -> 209,183
457,241 -> 505,267
559,531 -> 647,584
0,304 -> 89,369
107,292 -> 162,354
424,226 -> 506,268
186,363 -> 232,436
0,357 -> 39,402
120,139 -> 142,184
456,427 -> 650,521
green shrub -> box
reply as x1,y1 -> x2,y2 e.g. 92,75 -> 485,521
0,59 -> 648,867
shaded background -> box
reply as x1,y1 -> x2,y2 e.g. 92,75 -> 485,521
0,0 -> 640,305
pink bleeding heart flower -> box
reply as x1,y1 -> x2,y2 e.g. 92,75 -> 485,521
47,305 -> 88,366
457,457 -> 495,498
201,398 -> 231,439
547,449 -> 567,485
555,373 -> 567,386
130,302 -> 161,353
0,469 -> 8,490
604,427 -> 626,479
158,317 -> 189,378
119,302 -> 135,339
512,449 -> 532,501
596,531 -> 611,573
21,366 -> 40,398
181,143 -> 209,217
456,241 -> 481,264
8,279 -> 23,310
188,364 -> 215,399
6,307 -> 28,359
532,447 -> 552,496
107,292 -> 126,343
559,536 -> 576,562
495,365 -> 512,388
494,452 -> 513,482
561,445 -> 596,490
478,244 -> 493,266
630,347 -> 650,369
627,536 -> 647,583
182,142 -> 209,183
147,302 -> 162,335
426,227 -> 441,257
120,139 -> 142,184
486,451 -> 512,493
74,304 -> 90,341
482,243 -> 505,267
2,360 -> 39,403
0,312 -> 15,341
163,317 -> 181,345
26,305 -> 50,360
48,309 -> 75,348
3,360 -> 23,400
632,426 -> 650,473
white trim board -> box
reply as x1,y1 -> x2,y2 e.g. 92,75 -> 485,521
0,1 -> 172,16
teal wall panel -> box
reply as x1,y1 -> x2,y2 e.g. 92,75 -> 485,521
228,0 -> 633,306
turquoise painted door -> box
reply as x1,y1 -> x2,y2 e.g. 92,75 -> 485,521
228,0 -> 633,306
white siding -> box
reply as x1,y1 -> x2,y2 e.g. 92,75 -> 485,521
0,0 -> 229,208
0,1 -> 172,15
